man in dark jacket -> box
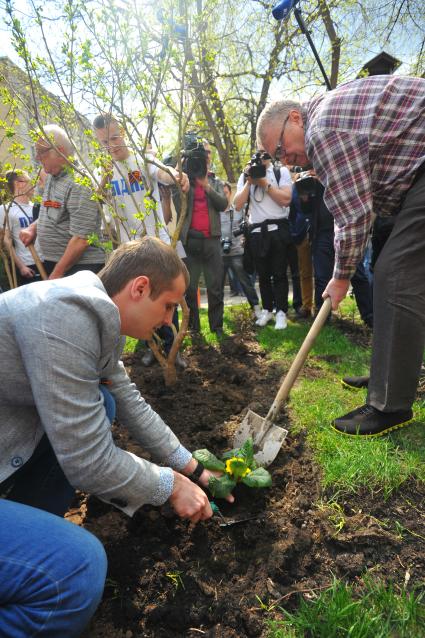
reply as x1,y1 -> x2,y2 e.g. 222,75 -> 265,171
174,142 -> 227,335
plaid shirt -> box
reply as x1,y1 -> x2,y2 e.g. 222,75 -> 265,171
304,75 -> 425,279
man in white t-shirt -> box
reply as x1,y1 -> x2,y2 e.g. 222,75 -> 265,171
0,171 -> 44,286
93,114 -> 189,367
234,151 -> 292,329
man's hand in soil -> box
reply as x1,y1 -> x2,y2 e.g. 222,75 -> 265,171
169,472 -> 212,523
182,458 -> 235,504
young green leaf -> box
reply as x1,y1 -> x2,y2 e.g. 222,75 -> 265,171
193,449 -> 226,471
239,437 -> 254,466
208,475 -> 237,498
241,467 -> 272,488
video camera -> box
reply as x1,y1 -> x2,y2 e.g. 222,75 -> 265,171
182,132 -> 208,181
292,166 -> 316,197
245,151 -> 272,180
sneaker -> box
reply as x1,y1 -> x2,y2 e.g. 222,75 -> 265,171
341,375 -> 369,390
333,404 -> 413,436
255,310 -> 274,327
295,307 -> 311,319
141,349 -> 156,367
275,310 -> 287,330
176,352 -> 188,370
253,305 -> 262,320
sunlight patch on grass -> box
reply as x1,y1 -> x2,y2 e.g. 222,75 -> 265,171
266,577 -> 425,638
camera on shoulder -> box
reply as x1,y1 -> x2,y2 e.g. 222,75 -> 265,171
294,170 -> 316,197
182,132 -> 208,181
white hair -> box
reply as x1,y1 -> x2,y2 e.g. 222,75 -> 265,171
256,100 -> 302,147
40,124 -> 74,156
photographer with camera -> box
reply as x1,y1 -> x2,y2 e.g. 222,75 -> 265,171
233,151 -> 292,329
220,182 -> 261,316
174,138 -> 228,336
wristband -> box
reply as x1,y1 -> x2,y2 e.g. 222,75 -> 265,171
189,461 -> 205,483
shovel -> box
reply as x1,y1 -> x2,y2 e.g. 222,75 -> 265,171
233,297 -> 332,466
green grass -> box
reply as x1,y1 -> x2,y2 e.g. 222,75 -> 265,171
254,299 -> 425,497
266,577 -> 425,638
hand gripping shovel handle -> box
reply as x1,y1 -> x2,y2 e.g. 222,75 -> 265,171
28,244 -> 48,280
258,297 -> 332,445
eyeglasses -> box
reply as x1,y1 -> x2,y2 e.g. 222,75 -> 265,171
274,115 -> 290,161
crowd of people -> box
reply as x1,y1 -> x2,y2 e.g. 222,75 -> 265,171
0,73 -> 424,635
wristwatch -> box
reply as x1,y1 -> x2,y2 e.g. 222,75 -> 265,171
189,461 -> 205,484
266,183 -> 272,192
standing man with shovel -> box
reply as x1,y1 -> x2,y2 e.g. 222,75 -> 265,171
257,74 -> 425,437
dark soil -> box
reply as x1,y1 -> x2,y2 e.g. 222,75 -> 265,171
78,313 -> 425,638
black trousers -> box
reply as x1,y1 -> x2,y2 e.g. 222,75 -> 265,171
184,237 -> 224,332
368,171 -> 425,412
43,261 -> 105,277
249,230 -> 290,313
312,228 -> 373,326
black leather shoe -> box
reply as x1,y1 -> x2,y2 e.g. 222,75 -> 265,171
141,350 -> 156,367
333,404 -> 413,436
341,375 -> 369,390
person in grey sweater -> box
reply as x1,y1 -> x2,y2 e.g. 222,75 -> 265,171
0,236 -> 231,522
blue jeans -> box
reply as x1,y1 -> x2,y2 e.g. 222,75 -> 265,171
0,499 -> 107,637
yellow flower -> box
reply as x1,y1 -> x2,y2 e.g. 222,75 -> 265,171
225,457 -> 252,479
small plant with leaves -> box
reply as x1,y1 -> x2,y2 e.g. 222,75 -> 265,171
193,438 -> 272,498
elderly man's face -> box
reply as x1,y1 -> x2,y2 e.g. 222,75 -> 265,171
35,139 -> 67,175
94,121 -> 129,162
260,110 -> 309,168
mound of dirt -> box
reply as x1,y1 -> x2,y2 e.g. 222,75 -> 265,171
80,316 -> 425,637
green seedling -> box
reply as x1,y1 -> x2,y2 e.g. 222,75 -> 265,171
166,570 -> 185,591
193,437 -> 272,498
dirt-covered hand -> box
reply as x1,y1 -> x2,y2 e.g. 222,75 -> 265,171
169,471 -> 213,523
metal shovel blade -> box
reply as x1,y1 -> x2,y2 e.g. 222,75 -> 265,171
232,298 -> 332,467
233,409 -> 288,466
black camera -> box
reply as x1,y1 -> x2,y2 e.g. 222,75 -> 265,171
221,237 -> 233,254
245,151 -> 271,180
182,132 -> 208,181
233,219 -> 249,238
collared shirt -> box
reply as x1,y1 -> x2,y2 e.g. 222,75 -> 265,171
304,75 -> 425,279
37,169 -> 105,264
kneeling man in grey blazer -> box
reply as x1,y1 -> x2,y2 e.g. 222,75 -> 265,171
0,236 -> 231,523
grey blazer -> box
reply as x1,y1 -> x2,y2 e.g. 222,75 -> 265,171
0,272 -> 190,516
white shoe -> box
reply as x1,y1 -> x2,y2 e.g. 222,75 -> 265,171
275,310 -> 287,330
255,310 -> 274,327
253,305 -> 262,320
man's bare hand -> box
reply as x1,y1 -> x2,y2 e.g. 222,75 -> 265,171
198,469 -> 235,504
19,265 -> 35,279
169,471 -> 212,523
196,175 -> 209,191
323,277 -> 350,310
175,171 -> 190,193
19,225 -> 36,247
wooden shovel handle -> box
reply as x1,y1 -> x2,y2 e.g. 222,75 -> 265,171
265,297 -> 332,423
28,244 -> 48,281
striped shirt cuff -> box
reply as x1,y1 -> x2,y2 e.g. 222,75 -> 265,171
151,467 -> 174,506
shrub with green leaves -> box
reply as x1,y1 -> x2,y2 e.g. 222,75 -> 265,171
193,438 -> 272,498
